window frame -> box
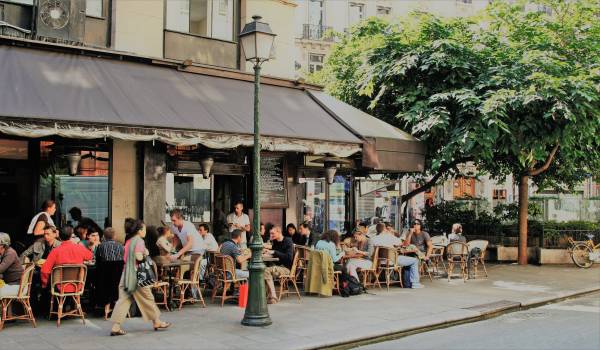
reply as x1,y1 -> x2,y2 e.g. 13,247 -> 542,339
85,0 -> 105,19
164,0 -> 238,43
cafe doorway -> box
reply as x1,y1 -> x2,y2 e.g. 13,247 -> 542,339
0,139 -> 34,249
213,174 -> 247,241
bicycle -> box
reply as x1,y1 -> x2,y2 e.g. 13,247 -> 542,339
567,234 -> 600,268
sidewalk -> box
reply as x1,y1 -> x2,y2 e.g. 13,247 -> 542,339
1,264 -> 599,350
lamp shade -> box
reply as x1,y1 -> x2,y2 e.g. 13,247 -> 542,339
200,157 -> 214,179
324,161 -> 337,185
239,15 -> 276,62
65,152 -> 82,176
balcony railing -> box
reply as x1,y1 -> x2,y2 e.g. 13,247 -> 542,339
302,24 -> 334,41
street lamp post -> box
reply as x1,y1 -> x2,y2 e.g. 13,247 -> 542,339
239,15 -> 276,327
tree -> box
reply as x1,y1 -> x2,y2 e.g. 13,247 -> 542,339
314,0 -> 600,264
312,14 -> 502,206
481,0 -> 600,264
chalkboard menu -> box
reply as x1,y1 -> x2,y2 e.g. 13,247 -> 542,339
260,154 -> 288,208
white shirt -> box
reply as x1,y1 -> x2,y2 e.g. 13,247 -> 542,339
368,232 -> 401,257
227,212 -> 250,247
202,232 -> 219,252
171,221 -> 205,255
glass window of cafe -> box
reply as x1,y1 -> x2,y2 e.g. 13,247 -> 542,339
164,173 -> 212,224
300,175 -> 352,235
355,180 -> 401,233
37,141 -> 110,228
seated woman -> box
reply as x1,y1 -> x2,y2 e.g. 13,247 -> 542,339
154,226 -> 177,265
285,223 -> 297,239
448,223 -> 466,243
315,230 -> 345,270
344,229 -> 372,281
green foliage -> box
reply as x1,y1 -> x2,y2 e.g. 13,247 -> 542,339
421,201 -> 503,236
316,0 -> 600,195
493,202 -> 543,222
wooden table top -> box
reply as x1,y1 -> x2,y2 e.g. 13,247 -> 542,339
157,260 -> 194,268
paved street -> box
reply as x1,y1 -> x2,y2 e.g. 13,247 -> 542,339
358,293 -> 600,350
0,264 -> 599,350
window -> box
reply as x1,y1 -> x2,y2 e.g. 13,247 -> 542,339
2,0 -> 34,5
308,0 -> 324,26
457,0 -> 473,4
376,6 -> 391,16
308,53 -> 324,73
493,189 -> 507,200
165,173 -> 212,223
38,141 -> 110,228
301,178 -> 326,236
453,177 -> 476,199
0,139 -> 28,160
356,180 -> 400,230
86,0 -> 103,17
328,176 -> 351,234
166,0 -> 235,41
349,2 -> 364,25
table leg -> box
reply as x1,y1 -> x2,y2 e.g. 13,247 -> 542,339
167,268 -> 175,310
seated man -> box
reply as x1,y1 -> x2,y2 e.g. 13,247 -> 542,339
198,223 -> 219,252
0,232 -> 24,298
41,228 -> 93,292
369,223 -> 423,289
20,225 -> 61,264
405,219 -> 433,261
294,222 -> 319,247
219,229 -> 250,279
263,226 -> 294,304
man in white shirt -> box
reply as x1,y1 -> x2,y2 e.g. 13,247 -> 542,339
368,223 -> 423,289
198,223 -> 219,252
226,201 -> 251,249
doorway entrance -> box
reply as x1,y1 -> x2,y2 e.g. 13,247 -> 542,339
213,175 -> 247,240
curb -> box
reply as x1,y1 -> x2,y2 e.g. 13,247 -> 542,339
309,288 -> 600,350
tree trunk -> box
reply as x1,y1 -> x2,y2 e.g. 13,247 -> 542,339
518,175 -> 529,265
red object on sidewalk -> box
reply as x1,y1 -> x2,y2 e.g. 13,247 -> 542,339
238,283 -> 248,308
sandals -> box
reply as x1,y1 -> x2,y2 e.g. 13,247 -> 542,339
267,297 -> 278,305
110,329 -> 127,336
154,322 -> 171,331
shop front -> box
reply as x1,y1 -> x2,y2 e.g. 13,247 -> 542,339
0,37 -> 426,244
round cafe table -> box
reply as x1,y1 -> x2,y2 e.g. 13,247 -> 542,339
157,260 -> 193,309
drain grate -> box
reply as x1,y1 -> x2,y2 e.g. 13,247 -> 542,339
463,300 -> 520,314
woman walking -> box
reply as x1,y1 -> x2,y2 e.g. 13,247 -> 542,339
110,218 -> 170,336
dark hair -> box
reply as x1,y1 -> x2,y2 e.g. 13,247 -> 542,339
145,225 -> 159,257
330,230 -> 340,245
170,208 -> 183,219
233,200 -> 244,207
59,227 -> 72,241
286,223 -> 297,233
412,219 -> 422,227
103,227 -> 116,240
231,229 -> 242,240
41,199 -> 55,211
299,222 -> 311,230
198,223 -> 210,232
124,218 -> 145,241
376,223 -> 385,234
319,230 -> 331,242
264,223 -> 274,236
69,207 -> 82,219
157,226 -> 170,237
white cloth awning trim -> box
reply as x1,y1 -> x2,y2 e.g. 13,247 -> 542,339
0,120 -> 361,157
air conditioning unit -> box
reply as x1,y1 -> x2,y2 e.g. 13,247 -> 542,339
36,0 -> 85,43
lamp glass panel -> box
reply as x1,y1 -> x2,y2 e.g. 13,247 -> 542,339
240,33 -> 257,60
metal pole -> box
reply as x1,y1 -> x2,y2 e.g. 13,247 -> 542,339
242,64 -> 272,327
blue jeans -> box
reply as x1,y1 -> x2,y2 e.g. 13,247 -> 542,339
397,255 -> 421,287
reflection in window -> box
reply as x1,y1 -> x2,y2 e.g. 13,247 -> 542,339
349,2 -> 364,25
328,175 -> 350,234
86,0 -> 103,17
301,178 -> 326,235
38,141 -> 110,228
309,53 -> 324,73
166,0 -> 235,41
165,173 -> 212,223
356,180 -> 400,230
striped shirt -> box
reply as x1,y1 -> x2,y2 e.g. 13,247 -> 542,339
95,240 -> 125,262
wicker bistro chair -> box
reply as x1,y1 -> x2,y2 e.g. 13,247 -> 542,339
430,235 -> 449,247
277,251 -> 302,301
174,255 -> 206,309
377,247 -> 403,291
0,264 -> 36,330
151,262 -> 170,311
49,264 -> 87,326
467,240 -> 489,278
446,242 -> 469,282
357,246 -> 381,289
211,255 -> 247,307
294,245 -> 311,285
429,246 -> 447,277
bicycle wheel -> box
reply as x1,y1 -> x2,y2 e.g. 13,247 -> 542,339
571,243 -> 593,268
